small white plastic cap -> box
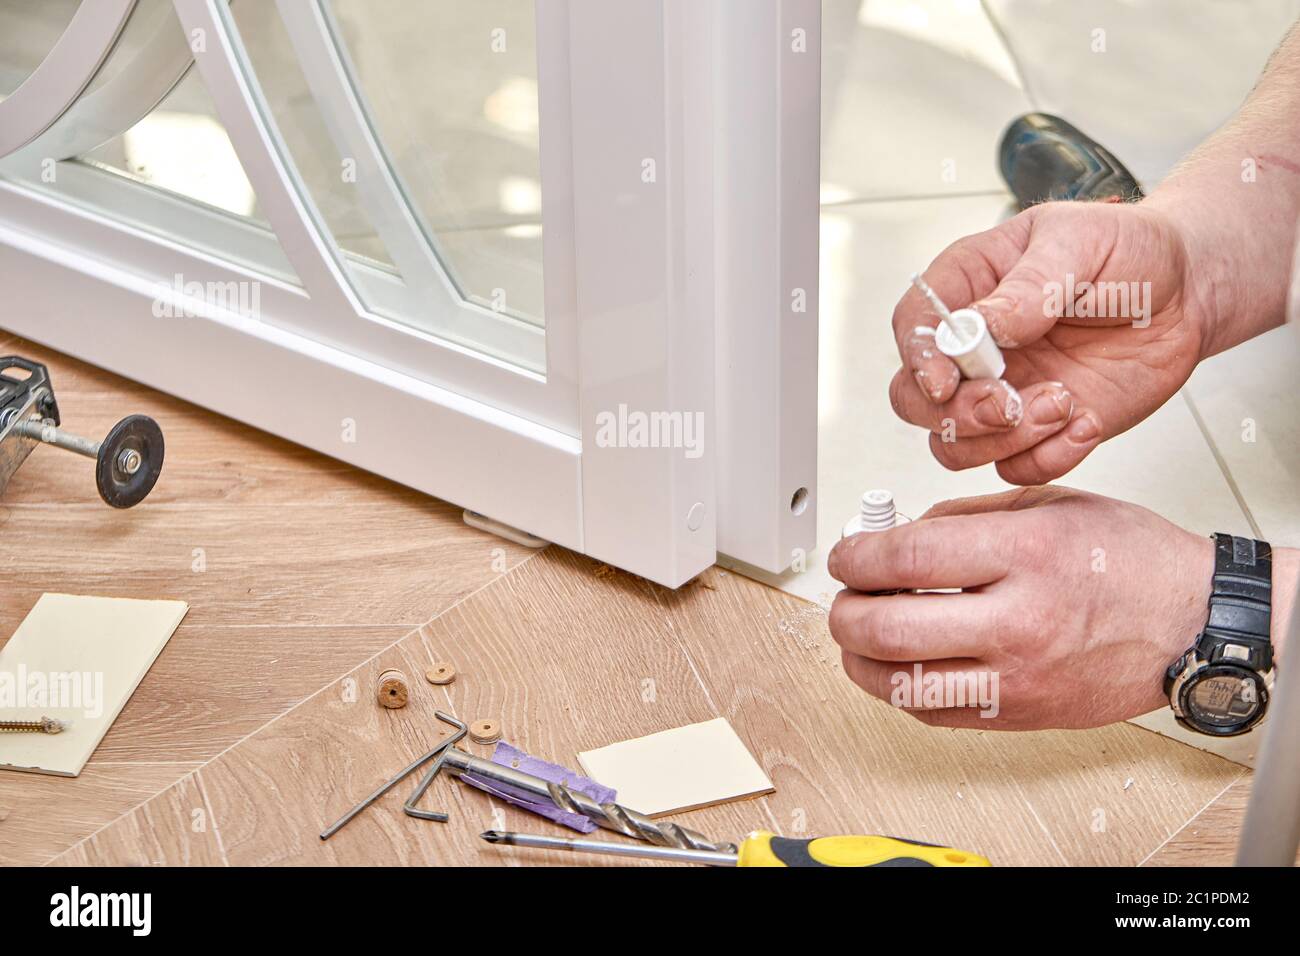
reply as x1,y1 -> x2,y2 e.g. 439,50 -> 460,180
935,307 -> 1006,380
842,489 -> 911,539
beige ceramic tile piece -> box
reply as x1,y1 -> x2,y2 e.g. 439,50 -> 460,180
577,717 -> 774,817
0,594 -> 188,777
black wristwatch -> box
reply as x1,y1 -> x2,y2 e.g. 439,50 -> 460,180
1165,534 -> 1275,736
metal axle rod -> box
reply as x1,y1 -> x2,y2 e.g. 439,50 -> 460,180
14,419 -> 142,475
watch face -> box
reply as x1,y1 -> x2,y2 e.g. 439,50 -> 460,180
1183,666 -> 1265,732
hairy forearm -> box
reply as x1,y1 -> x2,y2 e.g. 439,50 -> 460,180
1143,21 -> 1300,357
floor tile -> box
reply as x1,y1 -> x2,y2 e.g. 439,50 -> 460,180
822,0 -> 1030,203
1183,325 -> 1300,544
84,550 -> 1241,867
1142,773 -> 1300,867
0,337 -> 537,862
0,338 -> 536,634
986,0 -> 1300,187
662,567 -> 1242,866
50,771 -> 227,866
91,624 -> 410,764
194,551 -> 761,866
0,762 -> 201,866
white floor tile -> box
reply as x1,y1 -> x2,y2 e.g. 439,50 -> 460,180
1185,325 -> 1300,544
985,0 -> 1300,188
821,0 -> 1031,203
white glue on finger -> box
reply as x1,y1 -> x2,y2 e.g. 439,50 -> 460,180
910,273 -> 1006,380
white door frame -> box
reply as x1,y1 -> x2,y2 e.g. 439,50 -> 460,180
0,0 -> 819,588
715,0 -> 820,574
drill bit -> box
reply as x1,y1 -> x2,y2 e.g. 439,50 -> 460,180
0,716 -> 66,734
441,748 -> 734,853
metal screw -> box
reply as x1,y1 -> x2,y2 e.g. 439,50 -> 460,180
0,716 -> 66,734
117,448 -> 142,476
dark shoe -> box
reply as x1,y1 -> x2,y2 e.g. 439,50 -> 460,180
998,112 -> 1143,209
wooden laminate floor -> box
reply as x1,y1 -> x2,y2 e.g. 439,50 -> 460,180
0,335 -> 1259,867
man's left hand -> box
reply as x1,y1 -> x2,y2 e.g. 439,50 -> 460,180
826,486 -> 1216,730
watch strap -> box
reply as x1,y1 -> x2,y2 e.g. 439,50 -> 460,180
1195,533 -> 1273,672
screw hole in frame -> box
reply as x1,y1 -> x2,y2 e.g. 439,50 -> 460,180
790,487 -> 809,516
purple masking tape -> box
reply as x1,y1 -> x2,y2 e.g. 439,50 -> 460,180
460,741 -> 615,833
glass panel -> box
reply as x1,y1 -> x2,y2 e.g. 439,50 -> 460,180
0,0 -> 547,372
227,0 -> 544,371
327,0 -> 546,326
0,0 -> 81,99
0,0 -> 299,284
84,72 -> 261,222
229,0 -> 399,271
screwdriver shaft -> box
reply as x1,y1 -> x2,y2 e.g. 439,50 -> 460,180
481,830 -> 737,866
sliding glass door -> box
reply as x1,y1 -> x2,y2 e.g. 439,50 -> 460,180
0,0 -> 819,587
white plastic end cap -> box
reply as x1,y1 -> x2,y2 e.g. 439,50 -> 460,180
935,308 -> 1006,380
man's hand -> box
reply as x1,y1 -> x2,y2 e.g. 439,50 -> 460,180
827,487 -> 1220,730
891,201 -> 1205,485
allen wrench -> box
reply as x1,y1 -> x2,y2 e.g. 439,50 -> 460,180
320,710 -> 465,840
403,713 -> 467,821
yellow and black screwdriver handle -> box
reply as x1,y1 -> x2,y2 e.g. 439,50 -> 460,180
736,831 -> 990,867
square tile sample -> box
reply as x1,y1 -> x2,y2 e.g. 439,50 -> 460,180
0,594 -> 189,777
577,717 -> 774,817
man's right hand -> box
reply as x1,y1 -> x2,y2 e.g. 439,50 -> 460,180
890,200 -> 1208,485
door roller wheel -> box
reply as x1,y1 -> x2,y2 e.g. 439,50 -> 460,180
95,414 -> 164,508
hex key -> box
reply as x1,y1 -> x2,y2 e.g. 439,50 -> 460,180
403,713 -> 467,821
319,710 -> 463,840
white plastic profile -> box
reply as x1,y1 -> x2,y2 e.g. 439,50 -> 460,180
5,1 -> 193,164
714,0 -> 820,574
0,0 -> 138,158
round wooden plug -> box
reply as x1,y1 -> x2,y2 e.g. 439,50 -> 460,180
424,662 -> 456,685
469,719 -> 502,744
376,668 -> 409,709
